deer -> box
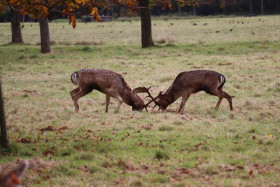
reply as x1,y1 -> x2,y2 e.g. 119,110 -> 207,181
0,160 -> 29,187
70,68 -> 156,113
151,70 -> 234,113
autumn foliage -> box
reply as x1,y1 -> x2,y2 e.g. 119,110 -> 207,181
0,0 -> 139,28
0,0 -> 235,28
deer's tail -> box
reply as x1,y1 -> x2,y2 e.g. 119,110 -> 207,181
71,72 -> 78,85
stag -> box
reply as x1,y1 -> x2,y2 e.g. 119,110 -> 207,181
70,68 -> 155,113
152,70 -> 234,113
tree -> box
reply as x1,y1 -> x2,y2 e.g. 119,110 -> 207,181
39,17 -> 51,53
260,0 -> 263,15
1,0 -> 235,50
249,0 -> 253,14
139,0 -> 154,48
0,0 -> 102,53
0,76 -> 8,148
10,8 -> 23,43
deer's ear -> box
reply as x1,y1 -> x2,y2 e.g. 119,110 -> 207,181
1,160 -> 29,186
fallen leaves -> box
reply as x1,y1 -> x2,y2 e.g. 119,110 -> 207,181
42,150 -> 56,157
39,125 -> 68,133
180,115 -> 192,121
249,170 -> 253,176
141,124 -> 153,130
23,89 -> 43,96
40,126 -> 55,132
219,164 -> 238,172
17,137 -> 32,143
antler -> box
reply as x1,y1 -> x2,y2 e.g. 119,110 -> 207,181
132,87 -> 162,111
144,91 -> 162,107
147,91 -> 165,111
132,86 -> 152,94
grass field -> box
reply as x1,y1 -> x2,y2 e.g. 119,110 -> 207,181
0,15 -> 280,186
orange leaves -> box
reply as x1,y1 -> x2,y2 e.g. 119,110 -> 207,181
186,0 -> 201,7
39,5 -> 49,19
90,7 -> 97,15
69,15 -> 76,28
17,137 -> 32,143
9,0 -> 20,6
4,0 -> 139,28
249,169 -> 253,176
162,0 -> 174,11
74,0 -> 83,4
219,0 -> 226,8
9,173 -> 20,186
75,0 -> 89,6
89,7 -> 101,22
162,0 -> 169,10
72,18 -> 76,28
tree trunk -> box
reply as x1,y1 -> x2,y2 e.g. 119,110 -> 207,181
39,17 -> 51,53
277,0 -> 280,12
223,5 -> 228,15
193,6 -> 197,16
261,0 -> 264,15
139,0 -> 154,48
178,3 -> 181,16
249,0 -> 253,14
0,77 -> 9,148
11,8 -> 23,43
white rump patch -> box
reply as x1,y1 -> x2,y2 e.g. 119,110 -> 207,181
220,76 -> 224,84
72,73 -> 78,85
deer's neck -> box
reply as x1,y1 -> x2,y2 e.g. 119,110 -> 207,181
121,88 -> 143,107
165,85 -> 181,104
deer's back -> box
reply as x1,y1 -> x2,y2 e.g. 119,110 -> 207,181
76,68 -> 130,93
171,70 -> 223,92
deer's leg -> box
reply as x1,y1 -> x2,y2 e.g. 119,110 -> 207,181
70,87 -> 80,99
178,93 -> 190,114
114,95 -> 123,113
72,89 -> 92,113
105,95 -> 111,113
208,88 -> 225,110
215,97 -> 223,110
221,91 -> 233,111
70,87 -> 80,112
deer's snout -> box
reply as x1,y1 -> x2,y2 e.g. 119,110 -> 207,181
132,106 -> 143,111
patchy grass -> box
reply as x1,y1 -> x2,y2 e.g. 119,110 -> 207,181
0,15 -> 280,186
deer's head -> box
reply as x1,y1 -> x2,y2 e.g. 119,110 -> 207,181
131,87 -> 163,111
154,93 -> 173,110
132,87 -> 172,111
130,92 -> 145,111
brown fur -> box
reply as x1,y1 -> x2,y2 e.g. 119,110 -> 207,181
70,68 -> 148,113
155,70 -> 234,113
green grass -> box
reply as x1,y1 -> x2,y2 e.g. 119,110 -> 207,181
0,15 -> 280,186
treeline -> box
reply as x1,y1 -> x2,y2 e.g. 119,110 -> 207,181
153,0 -> 280,16
0,0 -> 279,22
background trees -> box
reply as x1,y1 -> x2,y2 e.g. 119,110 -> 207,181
1,0 -> 279,50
